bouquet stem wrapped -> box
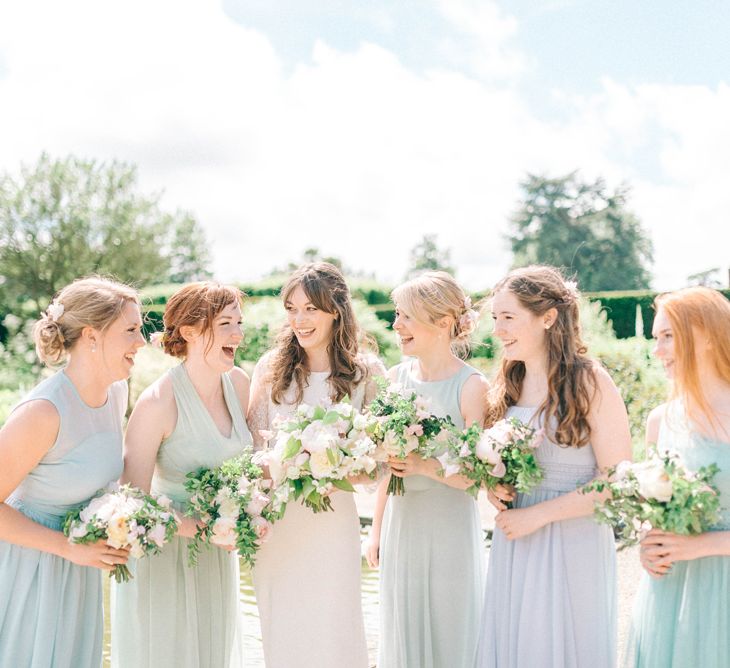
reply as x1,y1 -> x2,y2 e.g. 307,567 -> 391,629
63,484 -> 179,583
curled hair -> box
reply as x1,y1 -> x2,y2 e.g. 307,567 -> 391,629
162,282 -> 244,359
487,265 -> 597,447
654,287 -> 730,435
391,271 -> 478,358
33,276 -> 139,366
269,263 -> 368,404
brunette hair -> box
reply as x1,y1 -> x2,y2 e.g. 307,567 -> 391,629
162,282 -> 244,359
487,265 -> 597,447
33,276 -> 139,366
269,262 -> 367,404
654,287 -> 730,434
391,271 -> 478,358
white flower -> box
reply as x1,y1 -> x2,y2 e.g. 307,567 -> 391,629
214,489 -> 240,518
47,301 -> 64,321
300,421 -> 339,454
309,447 -> 342,479
251,516 -> 272,543
475,433 -> 503,465
156,494 -> 173,509
613,460 -> 633,481
332,402 -> 353,417
244,491 -> 270,516
70,524 -> 89,539
484,420 -> 515,447
634,460 -> 673,502
106,514 -> 130,549
295,403 -> 315,419
129,541 -> 145,559
352,413 -> 368,431
211,517 -> 238,547
436,452 -> 461,478
147,523 -> 167,548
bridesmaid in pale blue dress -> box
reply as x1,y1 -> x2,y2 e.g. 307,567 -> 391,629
112,282 -> 252,668
626,287 -> 730,667
476,266 -> 632,668
367,271 -> 488,668
0,277 -> 144,668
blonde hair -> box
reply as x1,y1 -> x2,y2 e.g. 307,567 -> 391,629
655,287 -> 730,434
33,276 -> 139,366
391,271 -> 478,358
162,282 -> 244,359
487,265 -> 596,447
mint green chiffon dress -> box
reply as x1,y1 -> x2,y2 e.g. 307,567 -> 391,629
378,361 -> 485,668
112,364 -> 252,668
625,400 -> 730,668
0,371 -> 127,668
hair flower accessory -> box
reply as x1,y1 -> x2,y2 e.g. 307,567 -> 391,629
47,301 -> 65,322
149,331 -> 165,348
463,296 -> 473,311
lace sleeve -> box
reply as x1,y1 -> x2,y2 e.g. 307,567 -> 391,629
362,354 -> 387,407
247,355 -> 272,451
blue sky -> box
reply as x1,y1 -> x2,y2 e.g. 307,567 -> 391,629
1,0 -> 729,290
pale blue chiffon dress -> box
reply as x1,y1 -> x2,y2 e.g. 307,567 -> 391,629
112,364 -> 252,668
625,400 -> 730,667
378,361 -> 485,668
476,405 -> 616,668
0,371 -> 127,668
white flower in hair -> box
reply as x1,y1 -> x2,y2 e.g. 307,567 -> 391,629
564,280 -> 578,292
47,301 -> 65,322
464,296 -> 472,310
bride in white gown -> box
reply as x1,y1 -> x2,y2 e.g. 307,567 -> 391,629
248,262 -> 385,668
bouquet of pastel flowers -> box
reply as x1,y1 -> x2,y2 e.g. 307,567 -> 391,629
439,417 -> 543,500
581,452 -> 721,548
63,484 -> 180,583
256,399 -> 384,513
367,379 -> 454,495
184,451 -> 275,567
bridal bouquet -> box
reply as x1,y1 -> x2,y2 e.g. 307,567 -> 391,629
441,417 -> 543,500
582,452 -> 720,547
185,452 -> 274,567
367,379 -> 453,495
63,484 -> 180,583
257,399 -> 383,513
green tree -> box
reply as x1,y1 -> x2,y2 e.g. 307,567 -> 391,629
0,153 -> 211,313
508,173 -> 654,291
166,212 -> 212,283
405,234 -> 454,279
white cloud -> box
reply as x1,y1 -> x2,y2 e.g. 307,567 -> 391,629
0,0 -> 728,293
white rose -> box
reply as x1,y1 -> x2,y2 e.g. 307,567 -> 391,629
210,517 -> 238,547
634,460 -> 673,502
129,540 -> 145,559
106,514 -> 129,549
436,452 -> 461,478
613,460 -> 633,481
475,433 -> 502,465
484,420 -> 514,447
300,421 -> 338,453
70,524 -> 88,540
244,491 -> 270,517
309,448 -> 342,479
352,413 -> 368,431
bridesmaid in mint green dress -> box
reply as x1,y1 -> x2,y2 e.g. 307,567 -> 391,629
626,288 -> 730,668
0,277 -> 144,668
113,283 -> 252,668
367,272 -> 488,668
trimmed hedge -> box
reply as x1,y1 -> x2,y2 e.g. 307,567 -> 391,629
586,289 -> 730,339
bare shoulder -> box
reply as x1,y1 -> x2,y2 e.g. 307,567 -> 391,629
645,403 -> 668,446
463,370 -> 490,396
5,398 -> 60,439
229,366 -> 251,393
131,373 -> 176,420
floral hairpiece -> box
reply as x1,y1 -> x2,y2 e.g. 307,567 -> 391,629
47,301 -> 65,322
149,331 -> 165,348
463,296 -> 473,311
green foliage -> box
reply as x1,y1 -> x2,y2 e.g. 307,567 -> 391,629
509,172 -> 654,291
583,455 -> 721,547
405,234 -> 454,279
0,153 -> 211,317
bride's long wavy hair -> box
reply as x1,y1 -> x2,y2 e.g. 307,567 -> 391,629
487,265 -> 597,447
655,287 -> 730,438
269,262 -> 368,405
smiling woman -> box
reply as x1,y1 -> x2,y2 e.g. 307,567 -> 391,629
0,276 -> 143,668
112,281 -> 253,668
